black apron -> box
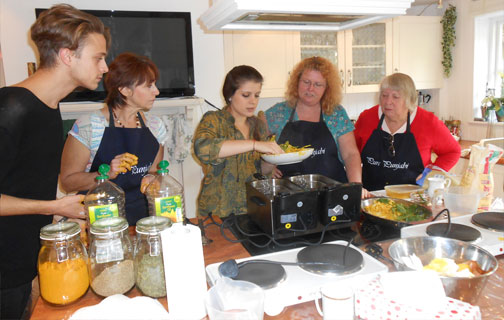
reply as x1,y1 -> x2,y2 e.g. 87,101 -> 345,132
87,108 -> 159,225
361,112 -> 424,191
277,106 -> 347,182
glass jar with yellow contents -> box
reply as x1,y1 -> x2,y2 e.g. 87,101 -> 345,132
37,221 -> 89,305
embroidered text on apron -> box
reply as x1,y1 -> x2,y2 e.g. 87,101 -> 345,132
87,108 -> 159,225
361,112 -> 424,191
277,105 -> 347,182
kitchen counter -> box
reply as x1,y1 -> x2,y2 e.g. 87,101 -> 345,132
30,220 -> 504,320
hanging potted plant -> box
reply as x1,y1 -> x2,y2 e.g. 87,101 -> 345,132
441,5 -> 457,78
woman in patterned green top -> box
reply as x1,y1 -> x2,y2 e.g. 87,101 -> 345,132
193,66 -> 283,217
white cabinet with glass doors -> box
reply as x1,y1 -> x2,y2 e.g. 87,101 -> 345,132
299,20 -> 393,93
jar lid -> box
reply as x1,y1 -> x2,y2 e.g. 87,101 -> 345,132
90,216 -> 128,235
40,221 -> 80,240
136,216 -> 172,235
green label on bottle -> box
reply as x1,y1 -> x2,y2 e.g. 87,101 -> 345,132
155,195 -> 183,223
88,204 -> 119,224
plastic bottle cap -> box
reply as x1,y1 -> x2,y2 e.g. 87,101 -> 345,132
157,160 -> 170,174
97,164 -> 110,180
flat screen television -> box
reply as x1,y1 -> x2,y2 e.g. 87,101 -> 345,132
35,9 -> 195,102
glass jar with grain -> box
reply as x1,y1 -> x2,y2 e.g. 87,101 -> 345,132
89,216 -> 134,297
38,221 -> 89,305
134,216 -> 172,298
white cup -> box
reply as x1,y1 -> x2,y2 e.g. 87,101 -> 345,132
315,282 -> 354,320
427,177 -> 451,198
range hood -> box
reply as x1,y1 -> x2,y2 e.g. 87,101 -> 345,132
200,0 -> 415,31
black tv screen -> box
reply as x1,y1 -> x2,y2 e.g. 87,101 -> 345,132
35,9 -> 195,102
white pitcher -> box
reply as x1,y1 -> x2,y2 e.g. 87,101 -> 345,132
427,177 -> 451,198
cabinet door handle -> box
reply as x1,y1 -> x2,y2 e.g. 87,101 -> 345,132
340,69 -> 345,86
348,70 -> 352,87
394,68 -> 398,72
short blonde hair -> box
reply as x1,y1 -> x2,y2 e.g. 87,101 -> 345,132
31,4 -> 110,69
285,56 -> 342,115
379,73 -> 417,112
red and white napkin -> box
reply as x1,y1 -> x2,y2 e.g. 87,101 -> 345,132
355,272 -> 481,320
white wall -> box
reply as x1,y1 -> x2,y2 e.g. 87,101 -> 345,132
0,0 -> 226,110
440,0 -> 504,141
2,0 -> 502,135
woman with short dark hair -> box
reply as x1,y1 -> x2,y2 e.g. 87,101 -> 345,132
193,65 -> 283,217
60,52 -> 167,225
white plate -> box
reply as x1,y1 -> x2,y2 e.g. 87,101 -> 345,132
261,148 -> 314,165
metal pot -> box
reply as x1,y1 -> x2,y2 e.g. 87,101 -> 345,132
388,236 -> 498,304
361,197 -> 432,230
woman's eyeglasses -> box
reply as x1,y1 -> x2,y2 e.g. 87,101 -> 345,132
384,134 -> 395,157
300,79 -> 326,89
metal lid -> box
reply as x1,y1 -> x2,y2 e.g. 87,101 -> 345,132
40,221 -> 80,241
90,216 -> 128,235
136,216 -> 172,235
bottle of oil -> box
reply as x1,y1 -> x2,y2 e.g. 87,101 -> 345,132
145,160 -> 185,223
84,164 -> 126,225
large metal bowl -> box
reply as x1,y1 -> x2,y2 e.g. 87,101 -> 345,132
388,236 -> 499,304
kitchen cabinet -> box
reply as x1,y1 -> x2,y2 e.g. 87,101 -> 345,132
300,20 -> 392,93
223,31 -> 300,98
392,16 -> 443,89
223,17 -> 442,97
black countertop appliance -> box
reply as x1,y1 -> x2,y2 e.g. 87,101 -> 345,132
245,174 -> 362,240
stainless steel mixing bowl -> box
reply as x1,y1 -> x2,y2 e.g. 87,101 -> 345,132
388,236 -> 498,304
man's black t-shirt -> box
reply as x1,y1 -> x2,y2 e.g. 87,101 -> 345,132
0,87 -> 62,289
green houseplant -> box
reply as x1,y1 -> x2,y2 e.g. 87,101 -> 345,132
481,96 -> 504,122
441,5 -> 457,78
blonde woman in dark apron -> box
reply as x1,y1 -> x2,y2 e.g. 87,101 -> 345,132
354,73 -> 461,191
265,57 -> 368,197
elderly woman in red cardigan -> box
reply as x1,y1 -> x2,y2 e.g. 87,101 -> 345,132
354,73 -> 461,191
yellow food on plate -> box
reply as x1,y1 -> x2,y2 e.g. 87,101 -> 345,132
268,135 -> 311,154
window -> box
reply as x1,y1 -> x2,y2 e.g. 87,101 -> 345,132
473,10 -> 504,118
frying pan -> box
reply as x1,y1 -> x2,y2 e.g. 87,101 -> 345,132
361,197 -> 433,229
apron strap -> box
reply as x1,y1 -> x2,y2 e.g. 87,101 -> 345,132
137,112 -> 147,128
378,111 -> 412,132
287,105 -> 297,122
108,107 -> 116,128
406,111 -> 411,133
288,105 -> 323,123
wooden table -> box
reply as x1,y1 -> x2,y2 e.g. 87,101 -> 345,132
31,220 -> 504,319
